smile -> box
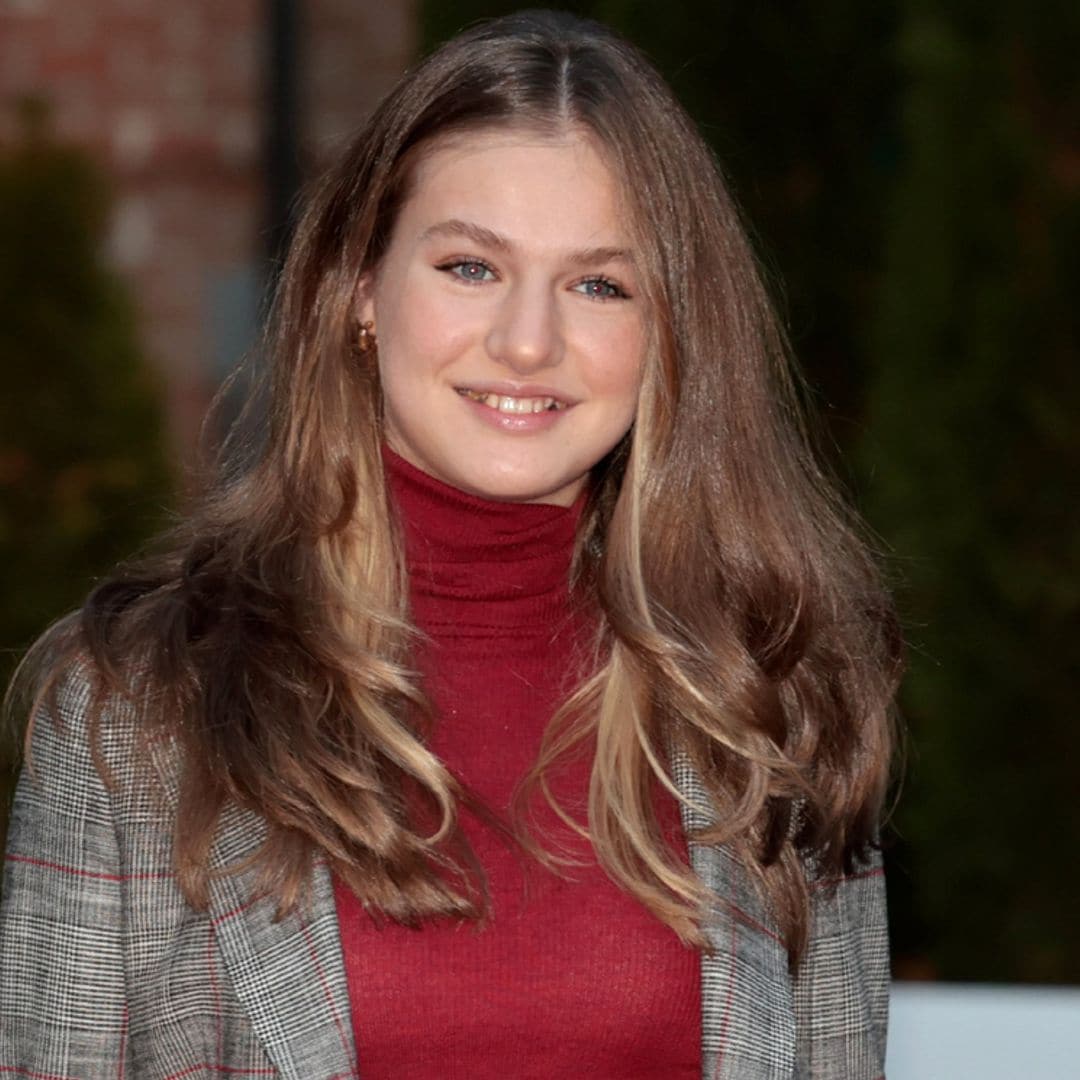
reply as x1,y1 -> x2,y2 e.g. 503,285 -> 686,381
456,388 -> 567,414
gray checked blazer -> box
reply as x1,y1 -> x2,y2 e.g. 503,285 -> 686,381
0,670 -> 888,1079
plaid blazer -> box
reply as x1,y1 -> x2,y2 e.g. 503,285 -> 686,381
0,669 -> 888,1079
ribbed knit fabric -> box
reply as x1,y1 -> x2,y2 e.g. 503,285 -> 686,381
334,449 -> 701,1079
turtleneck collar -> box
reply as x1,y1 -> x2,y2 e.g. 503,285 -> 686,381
383,447 -> 584,640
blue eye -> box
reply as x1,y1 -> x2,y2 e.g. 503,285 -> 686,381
574,277 -> 628,301
438,259 -> 496,283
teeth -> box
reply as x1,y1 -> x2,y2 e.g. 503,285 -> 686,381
458,389 -> 564,414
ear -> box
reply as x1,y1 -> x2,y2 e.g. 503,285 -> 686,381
355,272 -> 377,327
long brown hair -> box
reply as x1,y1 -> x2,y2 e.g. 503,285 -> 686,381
15,10 -> 901,958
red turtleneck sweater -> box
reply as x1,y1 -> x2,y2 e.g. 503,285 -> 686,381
333,450 -> 700,1078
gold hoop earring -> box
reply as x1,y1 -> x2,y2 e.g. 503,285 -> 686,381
355,320 -> 376,355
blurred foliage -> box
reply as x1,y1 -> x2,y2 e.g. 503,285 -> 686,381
0,102 -> 172,852
423,2 -> 1080,980
862,0 -> 1080,981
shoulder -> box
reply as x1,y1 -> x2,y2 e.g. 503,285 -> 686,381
5,650 -> 179,893
15,649 -> 179,846
23,653 -> 141,774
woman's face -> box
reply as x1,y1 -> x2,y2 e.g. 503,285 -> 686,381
359,127 -> 645,506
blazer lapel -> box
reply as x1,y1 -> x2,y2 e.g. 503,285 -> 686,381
206,803 -> 359,1080
673,753 -> 796,1080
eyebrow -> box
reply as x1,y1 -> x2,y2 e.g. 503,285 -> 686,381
418,218 -> 634,267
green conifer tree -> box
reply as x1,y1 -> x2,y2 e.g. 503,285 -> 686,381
0,103 -> 172,853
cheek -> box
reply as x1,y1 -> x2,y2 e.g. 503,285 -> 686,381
584,323 -> 646,404
376,280 -> 476,377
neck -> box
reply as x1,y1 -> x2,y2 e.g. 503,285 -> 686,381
383,446 -> 585,641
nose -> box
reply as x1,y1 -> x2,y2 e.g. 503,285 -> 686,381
484,281 -> 563,374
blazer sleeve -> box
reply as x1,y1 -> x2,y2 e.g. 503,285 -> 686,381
0,671 -> 132,1078
792,850 -> 889,1080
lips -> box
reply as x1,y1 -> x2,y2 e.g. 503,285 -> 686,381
456,388 -> 567,414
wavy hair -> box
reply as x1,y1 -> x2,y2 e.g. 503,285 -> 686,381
15,10 -> 901,958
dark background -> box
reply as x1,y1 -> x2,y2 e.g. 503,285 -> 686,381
2,0 -> 1077,984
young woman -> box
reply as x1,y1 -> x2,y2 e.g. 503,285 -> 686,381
0,10 -> 901,1079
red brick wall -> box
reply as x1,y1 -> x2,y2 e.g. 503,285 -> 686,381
1,0 -> 416,459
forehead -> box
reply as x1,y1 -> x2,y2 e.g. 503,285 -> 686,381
393,126 -> 631,246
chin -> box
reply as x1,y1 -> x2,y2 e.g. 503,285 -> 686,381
461,467 -> 580,508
